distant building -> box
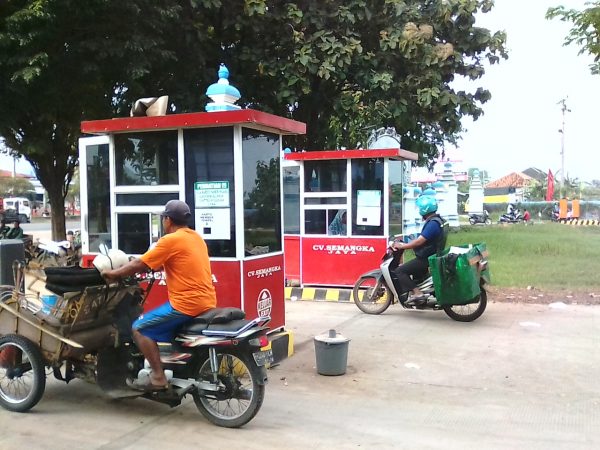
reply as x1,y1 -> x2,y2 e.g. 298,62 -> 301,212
484,167 -> 544,203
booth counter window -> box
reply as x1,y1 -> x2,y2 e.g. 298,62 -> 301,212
86,143 -> 111,251
184,127 -> 236,258
283,166 -> 300,234
351,158 -> 384,236
242,130 -> 282,255
114,131 -> 178,186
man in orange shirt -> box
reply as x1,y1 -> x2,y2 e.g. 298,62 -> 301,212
103,200 -> 216,390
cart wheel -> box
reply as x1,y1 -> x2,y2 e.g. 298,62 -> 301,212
0,334 -> 46,412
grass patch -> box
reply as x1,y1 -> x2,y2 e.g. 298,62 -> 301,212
445,223 -> 600,290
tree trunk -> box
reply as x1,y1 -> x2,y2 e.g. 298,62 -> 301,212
46,182 -> 66,241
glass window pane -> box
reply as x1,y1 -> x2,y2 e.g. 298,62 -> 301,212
114,131 -> 178,186
351,159 -> 384,236
116,193 -> 179,206
305,209 -> 326,234
184,128 -> 236,257
388,160 -> 405,236
283,166 -> 300,234
304,197 -> 347,205
327,209 -> 347,236
242,129 -> 281,254
117,213 -> 150,255
86,143 -> 112,251
304,160 -> 346,192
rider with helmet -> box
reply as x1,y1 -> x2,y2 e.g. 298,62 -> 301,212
392,195 -> 445,305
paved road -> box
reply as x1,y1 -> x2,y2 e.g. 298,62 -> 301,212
0,300 -> 598,449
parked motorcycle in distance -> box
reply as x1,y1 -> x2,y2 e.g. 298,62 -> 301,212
0,264 -> 272,428
353,240 -> 488,322
468,210 -> 491,225
498,209 -> 524,224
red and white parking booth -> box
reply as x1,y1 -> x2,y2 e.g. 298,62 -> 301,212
282,148 -> 417,287
78,109 -> 305,331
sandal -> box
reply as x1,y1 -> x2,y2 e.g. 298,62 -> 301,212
126,377 -> 169,392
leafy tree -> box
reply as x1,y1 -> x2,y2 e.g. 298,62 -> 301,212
0,176 -> 35,199
0,0 -> 182,239
212,0 -> 507,161
1,0 -> 507,240
547,2 -> 600,74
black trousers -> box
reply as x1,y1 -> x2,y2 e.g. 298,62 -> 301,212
392,257 -> 430,294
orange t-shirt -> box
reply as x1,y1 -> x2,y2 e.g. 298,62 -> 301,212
140,228 -> 217,316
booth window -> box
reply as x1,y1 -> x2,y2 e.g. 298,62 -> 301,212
304,160 -> 346,192
184,127 -> 236,257
116,193 -> 179,206
117,213 -> 152,255
351,158 -> 384,236
242,129 -> 281,254
388,160 -> 405,236
86,143 -> 111,251
114,131 -> 178,186
283,166 -> 300,234
305,209 -> 347,235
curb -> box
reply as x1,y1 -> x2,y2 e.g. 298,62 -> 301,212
285,286 -> 353,303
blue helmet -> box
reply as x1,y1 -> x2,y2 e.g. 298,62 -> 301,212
416,195 -> 438,217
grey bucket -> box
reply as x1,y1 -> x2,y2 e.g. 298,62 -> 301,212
314,329 -> 350,376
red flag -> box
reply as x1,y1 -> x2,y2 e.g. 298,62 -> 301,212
545,169 -> 554,201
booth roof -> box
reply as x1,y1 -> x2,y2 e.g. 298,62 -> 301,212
284,148 -> 418,161
81,109 -> 306,135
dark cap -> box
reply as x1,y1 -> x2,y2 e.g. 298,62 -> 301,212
161,200 -> 191,223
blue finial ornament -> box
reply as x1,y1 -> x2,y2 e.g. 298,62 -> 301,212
205,64 -> 241,112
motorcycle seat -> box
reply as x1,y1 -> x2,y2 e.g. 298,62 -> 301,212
178,307 -> 246,334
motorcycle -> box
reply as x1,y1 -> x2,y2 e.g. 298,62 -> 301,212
498,210 -> 524,224
0,262 -> 272,428
353,240 -> 488,322
468,210 -> 491,225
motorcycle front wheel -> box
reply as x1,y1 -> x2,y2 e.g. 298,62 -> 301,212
442,287 -> 487,322
0,334 -> 46,412
485,219 -> 492,225
353,276 -> 393,315
193,349 -> 265,428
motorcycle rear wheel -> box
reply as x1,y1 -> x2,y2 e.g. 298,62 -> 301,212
442,287 -> 487,322
0,334 -> 46,412
193,349 -> 265,428
353,276 -> 393,315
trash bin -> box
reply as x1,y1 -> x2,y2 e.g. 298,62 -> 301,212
314,329 -> 350,376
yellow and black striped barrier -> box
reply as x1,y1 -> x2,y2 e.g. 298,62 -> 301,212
285,286 -> 353,302
560,219 -> 600,226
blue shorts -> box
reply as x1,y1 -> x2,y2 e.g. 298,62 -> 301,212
132,301 -> 193,343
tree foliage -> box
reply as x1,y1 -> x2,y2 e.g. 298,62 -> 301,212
0,0 -> 507,238
0,176 -> 35,199
547,2 -> 600,74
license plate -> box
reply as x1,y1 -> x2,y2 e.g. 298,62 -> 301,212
253,349 -> 273,366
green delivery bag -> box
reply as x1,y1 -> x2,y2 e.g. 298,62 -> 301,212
428,243 -> 490,305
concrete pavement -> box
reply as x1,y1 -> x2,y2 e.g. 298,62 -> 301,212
0,300 -> 599,449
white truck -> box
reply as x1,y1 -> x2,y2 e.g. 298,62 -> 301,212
0,197 -> 32,223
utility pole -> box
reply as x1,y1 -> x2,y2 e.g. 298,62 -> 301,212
557,98 -> 570,194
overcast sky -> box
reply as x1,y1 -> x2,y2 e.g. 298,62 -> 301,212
2,0 -> 599,182
455,0 -> 599,182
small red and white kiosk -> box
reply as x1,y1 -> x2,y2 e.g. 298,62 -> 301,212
282,141 -> 417,287
77,66 -> 305,331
